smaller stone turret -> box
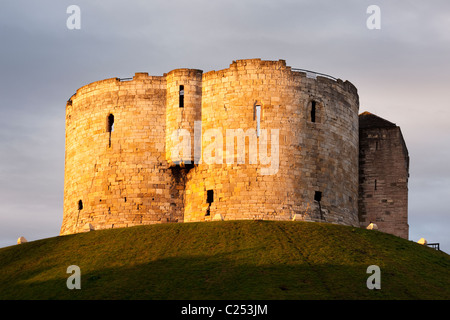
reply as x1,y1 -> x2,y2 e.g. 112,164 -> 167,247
165,69 -> 203,166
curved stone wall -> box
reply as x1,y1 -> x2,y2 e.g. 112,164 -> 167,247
61,73 -> 185,235
184,59 -> 360,226
165,68 -> 203,166
61,59 -> 360,235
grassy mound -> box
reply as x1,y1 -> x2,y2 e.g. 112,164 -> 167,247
0,220 -> 448,300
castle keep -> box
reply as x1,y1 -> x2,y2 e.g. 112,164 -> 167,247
61,59 -> 409,239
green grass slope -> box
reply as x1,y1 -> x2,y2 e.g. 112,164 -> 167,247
0,220 -> 448,300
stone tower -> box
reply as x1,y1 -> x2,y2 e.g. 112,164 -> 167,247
165,68 -> 203,166
60,58 -> 407,239
61,73 -> 186,235
182,59 -> 360,225
358,112 -> 409,239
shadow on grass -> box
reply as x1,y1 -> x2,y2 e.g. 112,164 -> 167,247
2,250 -> 448,300
1,221 -> 449,300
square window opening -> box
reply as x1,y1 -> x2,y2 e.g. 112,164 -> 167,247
314,191 -> 322,202
207,190 -> 214,204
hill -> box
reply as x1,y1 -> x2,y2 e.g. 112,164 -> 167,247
0,220 -> 449,300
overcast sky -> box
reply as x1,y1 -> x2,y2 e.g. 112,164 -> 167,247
0,0 -> 449,253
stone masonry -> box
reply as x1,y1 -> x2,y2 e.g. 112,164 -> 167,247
358,112 -> 409,239
60,59 -> 408,239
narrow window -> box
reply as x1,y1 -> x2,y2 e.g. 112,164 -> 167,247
314,191 -> 322,202
314,191 -> 324,220
207,190 -> 214,204
374,179 -> 377,190
179,85 -> 184,108
107,114 -> 114,148
255,105 -> 261,137
311,101 -> 316,123
206,189 -> 214,216
78,200 -> 83,210
314,191 -> 323,220
107,114 -> 114,132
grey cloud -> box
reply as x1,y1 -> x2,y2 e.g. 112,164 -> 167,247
0,0 -> 448,252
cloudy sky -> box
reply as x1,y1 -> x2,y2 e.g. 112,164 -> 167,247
0,0 -> 449,253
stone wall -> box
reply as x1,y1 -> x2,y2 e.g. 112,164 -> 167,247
61,73 -> 185,235
358,112 -> 409,239
183,59 -> 360,226
165,68 -> 203,165
62,59 -> 409,237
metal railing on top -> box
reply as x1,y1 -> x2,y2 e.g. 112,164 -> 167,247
427,243 -> 440,251
291,68 -> 338,81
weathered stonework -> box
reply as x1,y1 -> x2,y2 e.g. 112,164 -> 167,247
358,112 -> 409,239
60,59 -> 408,239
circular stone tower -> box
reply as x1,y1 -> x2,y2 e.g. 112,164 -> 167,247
165,68 -> 203,166
61,59 -> 360,235
183,59 -> 360,226
61,73 -> 186,235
